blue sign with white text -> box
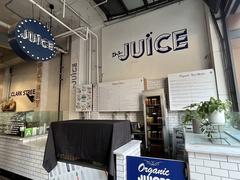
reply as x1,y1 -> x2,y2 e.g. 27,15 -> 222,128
8,18 -> 56,62
127,156 -> 187,180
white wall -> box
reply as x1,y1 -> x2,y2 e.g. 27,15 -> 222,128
204,6 -> 229,100
40,53 -> 71,114
102,0 -> 211,82
227,13 -> 240,108
5,52 -> 71,113
227,12 -> 240,31
232,41 -> 240,90
10,63 -> 37,112
0,70 -> 4,102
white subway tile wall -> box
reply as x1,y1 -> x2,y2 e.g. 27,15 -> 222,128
114,141 -> 141,180
0,137 -> 48,180
189,152 -> 240,180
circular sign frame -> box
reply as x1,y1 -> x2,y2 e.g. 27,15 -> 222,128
8,18 -> 56,62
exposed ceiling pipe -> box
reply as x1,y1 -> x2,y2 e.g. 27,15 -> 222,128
58,0 -> 91,27
89,33 -> 92,84
53,27 -> 99,83
28,0 -> 88,40
0,21 -> 11,29
55,46 -> 68,54
55,27 -> 87,39
94,0 -> 108,7
63,0 -> 66,18
88,29 -> 99,84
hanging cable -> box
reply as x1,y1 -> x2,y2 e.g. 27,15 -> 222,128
5,0 -> 24,19
57,53 -> 63,121
49,4 -> 54,31
32,3 -> 34,19
38,0 -> 43,21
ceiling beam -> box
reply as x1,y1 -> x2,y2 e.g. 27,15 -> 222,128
230,0 -> 240,14
143,0 -> 149,7
0,33 -> 10,49
106,0 -> 182,22
118,0 -> 129,14
224,0 -> 234,17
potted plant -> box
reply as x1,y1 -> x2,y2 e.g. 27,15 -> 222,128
183,97 -> 232,134
183,103 -> 202,134
207,97 -> 231,125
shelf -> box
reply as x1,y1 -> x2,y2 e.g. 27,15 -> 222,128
146,104 -> 161,107
149,144 -> 164,147
148,137 -> 163,141
148,123 -> 163,126
132,131 -> 145,135
147,117 -> 163,119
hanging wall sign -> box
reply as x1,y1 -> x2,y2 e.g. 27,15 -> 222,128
112,29 -> 188,61
8,18 -> 56,61
75,84 -> 93,112
127,156 -> 187,180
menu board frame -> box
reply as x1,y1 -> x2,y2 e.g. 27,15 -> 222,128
168,69 -> 217,111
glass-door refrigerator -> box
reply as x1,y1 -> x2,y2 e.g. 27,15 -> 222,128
142,88 -> 169,158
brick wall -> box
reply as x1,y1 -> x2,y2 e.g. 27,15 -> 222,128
189,152 -> 240,180
114,140 -> 141,180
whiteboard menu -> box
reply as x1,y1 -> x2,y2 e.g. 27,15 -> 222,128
98,78 -> 145,112
168,69 -> 217,111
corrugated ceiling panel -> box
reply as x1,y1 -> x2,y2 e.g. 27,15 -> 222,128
147,0 -> 154,3
122,0 -> 144,10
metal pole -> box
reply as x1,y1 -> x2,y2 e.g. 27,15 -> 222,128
55,27 -> 86,39
58,0 -> 91,27
57,53 -> 63,121
88,29 -> 99,84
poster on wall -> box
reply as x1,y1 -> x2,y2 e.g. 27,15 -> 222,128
168,69 -> 217,111
127,156 -> 187,180
75,84 -> 93,112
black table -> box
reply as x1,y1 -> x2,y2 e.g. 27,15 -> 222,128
43,120 -> 132,180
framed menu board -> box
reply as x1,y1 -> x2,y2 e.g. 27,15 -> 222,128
75,84 -> 93,112
168,69 -> 217,111
98,78 -> 145,112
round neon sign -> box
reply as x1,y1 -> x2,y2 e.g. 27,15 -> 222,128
8,18 -> 56,61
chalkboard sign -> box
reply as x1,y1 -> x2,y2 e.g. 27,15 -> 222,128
168,69 -> 217,111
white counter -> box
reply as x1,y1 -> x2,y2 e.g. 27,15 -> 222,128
185,130 -> 240,180
0,134 -> 48,180
0,134 -> 141,180
185,131 -> 240,156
